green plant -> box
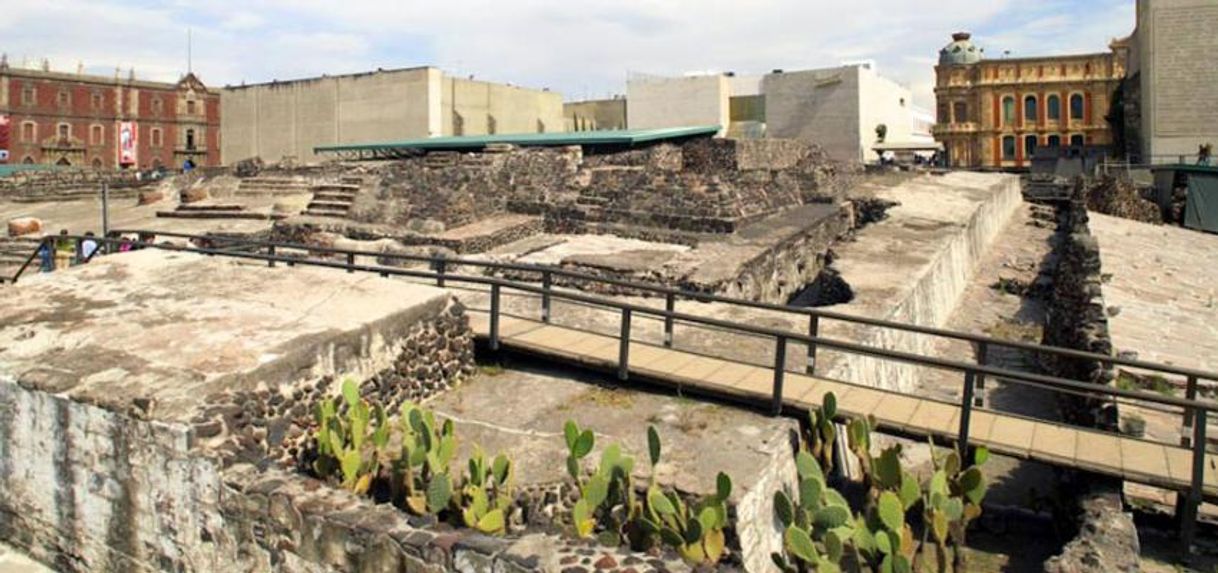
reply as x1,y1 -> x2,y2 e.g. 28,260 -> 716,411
806,391 -> 839,477
771,393 -> 990,573
392,402 -> 457,515
454,445 -> 513,534
313,378 -> 391,494
1120,414 -> 1147,438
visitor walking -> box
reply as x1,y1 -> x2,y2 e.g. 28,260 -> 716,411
1198,143 -> 1213,166
37,240 -> 53,272
80,232 -> 99,262
53,230 -> 74,270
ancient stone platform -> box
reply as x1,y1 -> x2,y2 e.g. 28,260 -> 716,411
0,250 -> 482,571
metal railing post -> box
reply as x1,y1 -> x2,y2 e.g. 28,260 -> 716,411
1180,407 -> 1207,553
267,244 -> 276,268
1180,376 -> 1198,447
542,271 -> 552,323
345,252 -> 355,273
618,308 -> 632,381
974,341 -> 988,408
436,257 -> 447,287
664,293 -> 675,348
806,315 -> 820,375
959,370 -> 976,457
489,284 -> 501,351
772,336 -> 787,415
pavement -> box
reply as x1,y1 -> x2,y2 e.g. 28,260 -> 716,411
0,543 -> 50,573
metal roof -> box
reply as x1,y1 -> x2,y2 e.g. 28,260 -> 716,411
314,125 -> 720,158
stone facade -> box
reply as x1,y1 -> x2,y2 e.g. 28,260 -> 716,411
0,167 -> 153,201
933,32 -> 1128,169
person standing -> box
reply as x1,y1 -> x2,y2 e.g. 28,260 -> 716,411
80,232 -> 99,262
53,229 -> 74,270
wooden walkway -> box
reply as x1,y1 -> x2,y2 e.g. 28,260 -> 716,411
469,313 -> 1218,500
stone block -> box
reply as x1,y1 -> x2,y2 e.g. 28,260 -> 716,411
7,217 -> 42,237
137,189 -> 165,205
181,186 -> 209,204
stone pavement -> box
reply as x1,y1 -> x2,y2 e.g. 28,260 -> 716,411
0,543 -> 50,573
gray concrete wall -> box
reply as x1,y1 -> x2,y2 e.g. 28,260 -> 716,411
1135,0 -> 1218,161
220,68 -> 434,164
563,99 -> 627,131
763,67 -> 863,163
626,74 -> 729,135
441,77 -> 564,136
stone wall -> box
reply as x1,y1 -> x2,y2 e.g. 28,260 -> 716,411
1037,193 -> 1140,572
0,298 -> 487,572
0,169 -> 151,201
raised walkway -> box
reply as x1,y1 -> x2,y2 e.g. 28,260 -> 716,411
467,313 -> 1217,500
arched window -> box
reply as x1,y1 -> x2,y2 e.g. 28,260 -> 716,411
1070,134 -> 1085,147
953,102 -> 968,123
22,156 -> 35,165
1047,135 -> 1061,148
1024,135 -> 1038,158
1002,136 -> 1016,160
1024,95 -> 1038,121
1069,94 -> 1084,120
1002,96 -> 1016,126
1047,95 -> 1061,120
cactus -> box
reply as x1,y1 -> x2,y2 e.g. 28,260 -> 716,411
311,378 -> 389,494
806,391 -> 838,476
393,402 -> 457,515
454,445 -> 513,534
772,393 -> 988,573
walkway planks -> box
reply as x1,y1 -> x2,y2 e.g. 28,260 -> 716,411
469,313 -> 1218,500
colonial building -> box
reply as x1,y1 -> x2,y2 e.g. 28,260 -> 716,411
0,57 -> 220,169
932,33 -> 1128,169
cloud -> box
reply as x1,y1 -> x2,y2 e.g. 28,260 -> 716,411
0,0 -> 1134,108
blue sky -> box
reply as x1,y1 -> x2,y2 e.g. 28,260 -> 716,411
0,0 -> 1134,108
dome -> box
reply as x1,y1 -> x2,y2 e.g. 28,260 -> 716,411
939,32 -> 983,65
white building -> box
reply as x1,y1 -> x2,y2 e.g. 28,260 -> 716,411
625,64 -> 923,164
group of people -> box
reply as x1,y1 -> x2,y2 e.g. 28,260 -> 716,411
36,231 -> 156,272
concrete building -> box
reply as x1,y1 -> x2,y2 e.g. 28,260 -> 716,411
563,97 -> 627,132
623,65 -> 921,164
1126,0 -> 1218,163
932,32 -> 1127,169
220,67 -> 563,164
0,58 -> 219,169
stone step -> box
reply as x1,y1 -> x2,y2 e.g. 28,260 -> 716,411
307,201 -> 352,211
312,183 -> 360,192
156,210 -> 273,220
339,177 -> 364,185
176,204 -> 245,212
312,192 -> 356,202
301,208 -> 349,218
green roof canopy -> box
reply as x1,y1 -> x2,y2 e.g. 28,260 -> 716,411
314,126 -> 720,159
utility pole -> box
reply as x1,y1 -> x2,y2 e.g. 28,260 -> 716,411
101,181 -> 110,252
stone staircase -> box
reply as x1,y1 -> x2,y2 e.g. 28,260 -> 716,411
301,178 -> 362,218
0,236 -> 43,277
235,176 -> 313,197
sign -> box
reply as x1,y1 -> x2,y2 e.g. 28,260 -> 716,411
0,115 -> 10,164
119,121 -> 137,166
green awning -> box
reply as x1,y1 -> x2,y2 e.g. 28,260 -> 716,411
314,125 -> 720,156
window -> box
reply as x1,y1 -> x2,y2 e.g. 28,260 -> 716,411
90,125 -> 104,146
91,92 -> 103,110
151,128 -> 163,147
1024,95 -> 1038,121
58,123 -> 70,140
21,86 -> 35,106
953,102 -> 968,123
21,122 -> 36,143
1024,135 -> 1037,157
1047,95 -> 1061,120
1070,94 -> 1084,120
1002,96 -> 1015,126
57,90 -> 70,107
938,103 -> 950,123
186,100 -> 195,115
1002,136 -> 1016,160
152,98 -> 163,115
1047,135 -> 1061,148
185,129 -> 196,150
1070,134 -> 1085,147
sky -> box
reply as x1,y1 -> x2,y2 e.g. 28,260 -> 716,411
0,0 -> 1135,109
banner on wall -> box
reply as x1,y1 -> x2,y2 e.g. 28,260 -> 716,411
0,115 -> 10,164
119,121 -> 137,166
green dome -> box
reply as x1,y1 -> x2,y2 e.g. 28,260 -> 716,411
939,32 -> 983,65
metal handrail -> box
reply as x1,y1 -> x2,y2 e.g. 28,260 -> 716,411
1,237 -> 48,285
7,232 -> 1214,549
107,228 -> 1218,384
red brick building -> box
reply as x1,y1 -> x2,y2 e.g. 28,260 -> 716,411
0,60 -> 220,169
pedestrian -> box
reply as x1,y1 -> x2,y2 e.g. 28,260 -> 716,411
53,229 -> 74,270
80,232 -> 99,262
1199,143 -> 1213,166
37,239 -> 53,272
